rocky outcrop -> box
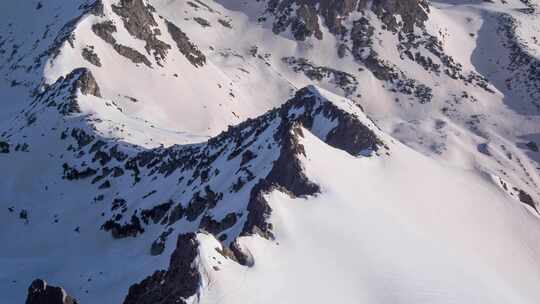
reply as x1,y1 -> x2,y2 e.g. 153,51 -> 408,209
518,189 -> 537,211
81,46 -> 101,67
268,0 -> 430,40
92,21 -> 152,67
283,57 -> 359,97
350,17 -> 433,103
526,141 -> 539,152
165,20 -> 206,67
25,279 -> 78,304
497,14 -> 540,111
52,83 -> 383,256
268,0 -> 324,40
112,0 -> 171,66
75,68 -> 101,97
32,68 -> 100,116
268,0 -> 358,39
368,0 -> 430,33
0,141 -> 9,153
242,86 -> 384,238
123,233 -> 201,304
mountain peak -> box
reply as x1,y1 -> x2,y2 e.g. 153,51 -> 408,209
2,0 -> 540,303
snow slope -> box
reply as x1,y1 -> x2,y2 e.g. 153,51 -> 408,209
1,0 -> 540,303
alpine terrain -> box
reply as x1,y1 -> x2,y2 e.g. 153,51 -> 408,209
1,0 -> 540,303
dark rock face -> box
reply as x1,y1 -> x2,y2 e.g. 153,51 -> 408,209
55,84 -> 383,248
92,21 -> 152,67
518,189 -> 537,211
229,240 -> 255,267
268,0 -> 323,40
242,122 -> 320,239
193,17 -> 211,28
31,68 -> 101,116
75,68 -> 101,97
84,0 -> 105,17
268,0 -> 430,40
102,214 -> 144,238
350,17 -> 433,103
150,228 -> 173,256
26,279 -> 78,304
283,57 -> 359,97
369,0 -> 430,33
81,46 -> 101,67
267,0 -> 453,103
49,71 -> 382,259
269,0 -> 357,39
141,202 -> 172,224
123,233 -> 201,304
242,86 -> 384,238
112,0 -> 171,65
165,20 -> 206,67
91,21 -> 116,45
526,141 -> 539,152
285,86 -> 384,156
200,212 -> 238,236
498,15 -> 540,111
0,141 -> 9,153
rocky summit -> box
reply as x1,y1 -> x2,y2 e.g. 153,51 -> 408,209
2,0 -> 540,303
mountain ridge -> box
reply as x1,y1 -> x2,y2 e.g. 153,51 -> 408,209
1,0 -> 540,303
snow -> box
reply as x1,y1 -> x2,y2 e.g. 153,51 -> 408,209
196,127 -> 540,304
1,0 -> 540,303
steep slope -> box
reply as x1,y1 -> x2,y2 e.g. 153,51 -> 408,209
4,81 -> 540,303
1,0 -> 540,303
0,77 -> 386,302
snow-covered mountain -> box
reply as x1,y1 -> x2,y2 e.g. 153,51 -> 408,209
1,0 -> 540,303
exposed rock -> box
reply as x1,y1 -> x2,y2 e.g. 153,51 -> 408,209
240,149 -> 257,166
283,57 -> 359,97
150,239 -> 166,256
218,19 -> 232,28
123,233 -> 201,304
526,141 -> 539,152
81,46 -> 101,67
63,163 -> 97,180
20,209 -> 28,221
165,20 -> 206,67
112,0 -> 171,65
91,21 -> 116,45
115,44 -> 153,67
102,214 -> 144,238
141,201 -> 172,224
497,14 -> 540,110
0,141 -> 9,153
92,21 -> 152,67
168,203 -> 185,225
53,74 -> 381,260
75,68 -> 101,97
200,212 -> 238,236
32,68 -> 101,116
268,0 -> 430,40
269,1 -> 323,40
36,0 -> 105,66
229,240 -> 255,267
84,0 -> 105,17
185,188 -> 220,221
350,17 -> 433,103
26,279 -> 78,304
368,0 -> 430,33
193,17 -> 211,28
243,87 -> 384,238
150,228 -> 173,256
518,189 -> 537,211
